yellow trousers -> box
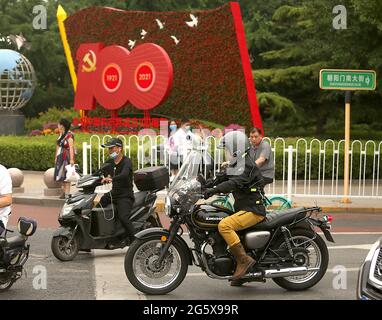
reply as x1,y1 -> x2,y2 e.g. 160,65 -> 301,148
218,211 -> 265,248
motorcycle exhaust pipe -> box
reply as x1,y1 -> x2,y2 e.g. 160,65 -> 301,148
263,267 -> 320,278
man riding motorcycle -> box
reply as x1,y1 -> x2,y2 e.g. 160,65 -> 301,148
203,131 -> 266,285
99,138 -> 136,238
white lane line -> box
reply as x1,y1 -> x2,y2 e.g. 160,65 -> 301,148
328,244 -> 372,250
323,232 -> 382,235
92,249 -> 147,300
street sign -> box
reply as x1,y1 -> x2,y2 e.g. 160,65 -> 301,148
319,69 -> 376,91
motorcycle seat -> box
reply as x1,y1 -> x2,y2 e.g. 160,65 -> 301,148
132,191 -> 149,209
247,207 -> 307,231
6,235 -> 26,249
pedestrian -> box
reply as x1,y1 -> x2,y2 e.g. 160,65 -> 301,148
249,127 -> 274,186
0,163 -> 12,231
54,118 -> 75,199
168,117 -> 195,180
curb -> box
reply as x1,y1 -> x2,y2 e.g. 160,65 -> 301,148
13,195 -> 65,207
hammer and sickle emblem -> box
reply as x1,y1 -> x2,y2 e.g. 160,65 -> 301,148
82,50 -> 97,73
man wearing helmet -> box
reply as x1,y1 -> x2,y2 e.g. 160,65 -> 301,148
203,130 -> 266,285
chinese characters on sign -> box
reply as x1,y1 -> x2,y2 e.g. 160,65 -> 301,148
73,117 -> 168,134
319,69 -> 376,90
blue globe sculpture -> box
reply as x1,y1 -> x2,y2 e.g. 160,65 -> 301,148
0,49 -> 36,111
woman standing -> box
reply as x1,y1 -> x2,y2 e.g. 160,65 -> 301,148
54,118 -> 75,199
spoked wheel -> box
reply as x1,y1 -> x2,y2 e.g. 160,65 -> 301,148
124,236 -> 188,295
272,229 -> 329,291
266,196 -> 292,211
51,235 -> 80,261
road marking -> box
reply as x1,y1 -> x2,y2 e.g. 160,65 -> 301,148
92,249 -> 147,300
328,244 -> 372,250
58,268 -> 90,273
326,232 -> 382,235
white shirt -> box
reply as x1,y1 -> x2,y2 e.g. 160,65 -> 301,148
0,164 -> 12,226
171,128 -> 195,158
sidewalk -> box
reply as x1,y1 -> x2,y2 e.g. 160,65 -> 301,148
12,171 -> 382,213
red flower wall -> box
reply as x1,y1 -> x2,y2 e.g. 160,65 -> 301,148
64,3 -> 255,129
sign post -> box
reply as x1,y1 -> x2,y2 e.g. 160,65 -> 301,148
319,69 -> 377,203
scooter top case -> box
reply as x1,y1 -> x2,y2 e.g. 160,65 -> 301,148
134,166 -> 169,191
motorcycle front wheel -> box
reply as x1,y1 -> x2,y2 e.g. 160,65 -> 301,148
51,235 -> 80,261
124,236 -> 188,295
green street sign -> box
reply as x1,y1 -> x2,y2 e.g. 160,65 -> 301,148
319,69 -> 376,91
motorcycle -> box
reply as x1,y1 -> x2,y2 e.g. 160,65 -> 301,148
51,163 -> 168,261
0,217 -> 37,291
124,150 -> 335,295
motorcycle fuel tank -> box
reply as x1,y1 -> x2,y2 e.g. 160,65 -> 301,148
192,205 -> 230,230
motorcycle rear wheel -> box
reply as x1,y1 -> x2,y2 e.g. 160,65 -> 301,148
272,228 -> 329,291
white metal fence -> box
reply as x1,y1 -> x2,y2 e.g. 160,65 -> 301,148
82,135 -> 382,199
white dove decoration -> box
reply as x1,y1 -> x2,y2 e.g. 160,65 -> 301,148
155,19 -> 165,30
141,29 -> 147,39
8,33 -> 31,50
186,14 -> 198,28
170,36 -> 180,45
128,40 -> 136,50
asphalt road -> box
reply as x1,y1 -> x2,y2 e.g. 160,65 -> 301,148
1,204 -> 381,300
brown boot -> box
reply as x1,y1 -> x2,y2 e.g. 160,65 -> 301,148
230,279 -> 246,287
230,243 -> 255,280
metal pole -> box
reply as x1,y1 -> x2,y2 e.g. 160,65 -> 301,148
82,142 -> 88,175
341,91 -> 352,203
287,145 -> 293,201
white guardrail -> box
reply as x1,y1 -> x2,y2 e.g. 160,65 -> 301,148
82,135 -> 382,199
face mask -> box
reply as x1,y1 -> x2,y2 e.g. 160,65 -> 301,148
169,125 -> 177,131
110,151 -> 119,159
185,125 -> 191,131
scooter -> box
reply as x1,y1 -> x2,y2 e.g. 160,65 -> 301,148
51,164 -> 168,261
0,217 -> 37,291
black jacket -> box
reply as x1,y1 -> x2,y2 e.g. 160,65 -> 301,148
104,156 -> 134,201
213,153 -> 266,216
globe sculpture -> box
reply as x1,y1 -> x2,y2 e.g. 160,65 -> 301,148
0,49 -> 36,111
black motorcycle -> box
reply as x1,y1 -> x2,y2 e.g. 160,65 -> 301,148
124,150 -> 335,295
0,217 -> 37,291
51,164 -> 168,261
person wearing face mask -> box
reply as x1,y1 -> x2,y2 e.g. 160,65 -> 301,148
171,117 -> 195,168
54,118 -> 75,199
99,138 -> 136,238
167,120 -> 180,180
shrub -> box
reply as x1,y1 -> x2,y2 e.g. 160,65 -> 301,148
25,107 -> 79,133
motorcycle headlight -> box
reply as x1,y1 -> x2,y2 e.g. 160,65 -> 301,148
60,204 -> 74,217
60,199 -> 84,217
165,196 -> 171,216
